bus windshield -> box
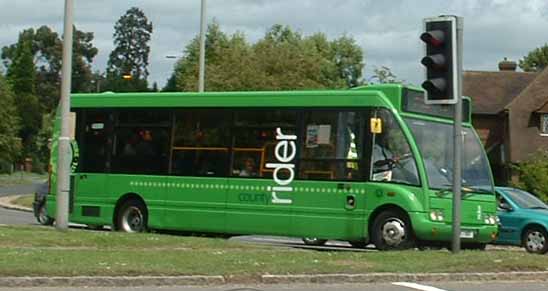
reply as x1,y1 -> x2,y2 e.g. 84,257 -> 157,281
405,118 -> 494,193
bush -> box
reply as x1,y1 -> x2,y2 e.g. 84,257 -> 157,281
512,150 -> 548,203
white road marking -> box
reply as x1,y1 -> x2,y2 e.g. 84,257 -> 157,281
392,282 -> 448,291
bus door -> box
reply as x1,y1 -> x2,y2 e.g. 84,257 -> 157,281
71,110 -> 112,224
291,110 -> 368,241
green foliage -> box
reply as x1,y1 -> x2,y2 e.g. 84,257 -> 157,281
0,75 -> 21,166
6,39 -> 36,95
172,23 -> 364,92
105,7 -> 153,92
1,25 -> 98,112
512,150 -> 548,202
519,44 -> 548,72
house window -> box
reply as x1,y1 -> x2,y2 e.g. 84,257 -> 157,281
541,114 -> 548,135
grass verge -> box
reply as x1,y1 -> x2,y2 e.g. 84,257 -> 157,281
10,195 -> 34,209
1,225 -> 547,277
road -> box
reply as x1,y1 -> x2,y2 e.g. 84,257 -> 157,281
1,281 -> 547,291
0,207 -> 36,225
0,180 -> 43,198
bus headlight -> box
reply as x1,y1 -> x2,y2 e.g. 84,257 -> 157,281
430,210 -> 445,221
483,214 -> 498,225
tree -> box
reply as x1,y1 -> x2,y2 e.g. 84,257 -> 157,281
0,74 -> 21,169
5,38 -> 41,155
519,44 -> 548,72
105,7 -> 153,92
1,25 -> 98,112
170,23 -> 365,92
369,66 -> 403,84
512,150 -> 548,203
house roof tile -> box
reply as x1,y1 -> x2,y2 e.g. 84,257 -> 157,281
464,70 -> 537,114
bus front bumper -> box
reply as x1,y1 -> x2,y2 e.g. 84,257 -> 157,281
409,212 -> 498,243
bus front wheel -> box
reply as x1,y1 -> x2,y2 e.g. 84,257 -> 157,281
371,210 -> 414,251
115,199 -> 148,233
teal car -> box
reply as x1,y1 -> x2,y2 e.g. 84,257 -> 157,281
495,187 -> 548,254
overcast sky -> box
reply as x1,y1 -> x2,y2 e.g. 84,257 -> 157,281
1,0 -> 547,88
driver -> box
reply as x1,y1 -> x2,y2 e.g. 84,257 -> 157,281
371,112 -> 418,185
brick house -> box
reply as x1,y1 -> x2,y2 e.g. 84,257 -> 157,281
464,59 -> 548,185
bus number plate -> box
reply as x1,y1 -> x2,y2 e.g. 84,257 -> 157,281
460,230 -> 474,239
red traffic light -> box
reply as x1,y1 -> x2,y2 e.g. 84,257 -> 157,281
420,30 -> 445,47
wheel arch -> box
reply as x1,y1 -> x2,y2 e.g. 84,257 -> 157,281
113,192 -> 148,227
367,203 -> 414,239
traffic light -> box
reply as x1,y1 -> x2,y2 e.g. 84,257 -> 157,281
420,16 -> 458,104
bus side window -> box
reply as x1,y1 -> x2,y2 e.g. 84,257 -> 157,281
111,109 -> 170,175
299,111 -> 363,181
370,109 -> 419,186
231,110 -> 297,179
170,109 -> 231,177
80,110 -> 111,173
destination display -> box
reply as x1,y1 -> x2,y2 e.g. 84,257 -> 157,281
403,89 -> 470,122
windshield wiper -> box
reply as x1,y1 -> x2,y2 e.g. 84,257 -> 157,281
528,206 -> 548,210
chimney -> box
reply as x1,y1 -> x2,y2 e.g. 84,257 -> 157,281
498,57 -> 517,71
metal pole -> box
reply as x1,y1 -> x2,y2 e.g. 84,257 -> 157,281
56,0 -> 74,231
451,16 -> 464,253
198,0 -> 207,92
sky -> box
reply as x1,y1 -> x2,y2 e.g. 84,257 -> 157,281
1,0 -> 547,88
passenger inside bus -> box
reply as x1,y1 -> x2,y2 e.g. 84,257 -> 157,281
239,157 -> 258,177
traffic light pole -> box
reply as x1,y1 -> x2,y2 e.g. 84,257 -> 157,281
56,0 -> 74,231
451,16 -> 464,253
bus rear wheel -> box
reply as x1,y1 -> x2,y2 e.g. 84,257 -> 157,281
115,199 -> 148,233
36,204 -> 54,226
371,210 -> 414,251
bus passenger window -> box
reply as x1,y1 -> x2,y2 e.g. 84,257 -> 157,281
231,110 -> 297,179
170,109 -> 231,177
299,111 -> 363,181
371,109 -> 419,186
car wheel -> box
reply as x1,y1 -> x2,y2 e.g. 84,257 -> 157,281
302,237 -> 327,246
36,204 -> 54,226
371,210 -> 415,251
523,227 -> 548,254
115,199 -> 148,233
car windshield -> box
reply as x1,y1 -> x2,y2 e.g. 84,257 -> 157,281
503,189 -> 548,209
405,118 -> 494,193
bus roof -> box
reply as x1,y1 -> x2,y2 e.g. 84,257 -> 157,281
70,84 -> 409,109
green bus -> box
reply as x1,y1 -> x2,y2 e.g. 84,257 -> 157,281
43,84 -> 498,250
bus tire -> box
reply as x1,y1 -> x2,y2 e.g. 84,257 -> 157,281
371,209 -> 414,251
36,204 -> 54,226
302,237 -> 327,246
115,199 -> 148,233
522,226 -> 548,254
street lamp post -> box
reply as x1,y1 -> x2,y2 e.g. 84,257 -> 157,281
56,0 -> 74,231
198,0 -> 206,92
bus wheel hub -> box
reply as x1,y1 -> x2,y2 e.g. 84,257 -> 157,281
382,219 -> 405,246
